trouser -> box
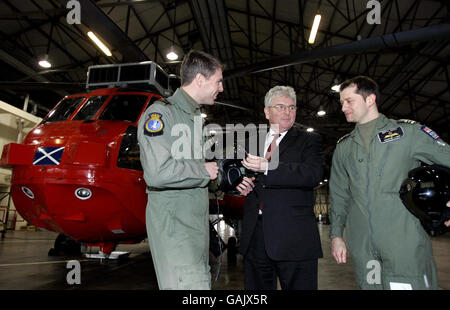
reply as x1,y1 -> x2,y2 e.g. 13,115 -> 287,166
348,227 -> 438,290
146,197 -> 211,290
244,217 -> 318,290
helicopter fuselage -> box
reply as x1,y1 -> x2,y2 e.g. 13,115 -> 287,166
1,87 -> 158,252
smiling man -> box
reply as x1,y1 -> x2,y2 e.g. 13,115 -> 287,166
138,50 -> 223,290
236,85 -> 324,290
329,76 -> 450,290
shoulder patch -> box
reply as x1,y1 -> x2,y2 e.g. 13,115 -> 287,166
144,113 -> 164,136
420,125 -> 440,141
397,119 -> 416,125
337,133 -> 350,144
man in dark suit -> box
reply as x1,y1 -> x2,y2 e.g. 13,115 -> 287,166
236,85 -> 324,290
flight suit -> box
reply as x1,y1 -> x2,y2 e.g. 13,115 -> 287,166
137,88 -> 211,289
330,114 -> 450,290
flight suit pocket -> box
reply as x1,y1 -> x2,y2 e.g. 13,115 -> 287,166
175,264 -> 211,290
167,206 -> 176,238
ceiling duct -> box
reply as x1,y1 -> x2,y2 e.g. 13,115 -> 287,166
224,23 -> 450,80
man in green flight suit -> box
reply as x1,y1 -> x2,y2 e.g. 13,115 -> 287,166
329,76 -> 450,290
137,50 -> 223,289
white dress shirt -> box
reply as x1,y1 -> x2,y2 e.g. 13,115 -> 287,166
258,128 -> 288,215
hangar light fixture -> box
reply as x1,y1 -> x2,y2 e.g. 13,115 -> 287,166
331,84 -> 341,92
38,55 -> 52,68
308,14 -> 322,44
166,47 -> 179,61
166,5 -> 180,61
307,127 -> 314,132
87,31 -> 112,57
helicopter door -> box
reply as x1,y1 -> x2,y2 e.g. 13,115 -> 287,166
115,96 -> 159,170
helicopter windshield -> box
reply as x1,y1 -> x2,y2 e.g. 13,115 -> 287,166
98,94 -> 148,122
73,95 -> 108,121
43,96 -> 86,123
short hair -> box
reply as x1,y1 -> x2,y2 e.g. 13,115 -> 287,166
264,85 -> 296,107
180,50 -> 224,86
339,76 -> 380,100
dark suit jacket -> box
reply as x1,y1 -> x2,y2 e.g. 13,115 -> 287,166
239,127 -> 324,261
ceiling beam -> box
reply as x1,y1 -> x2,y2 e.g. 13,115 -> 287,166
58,0 -> 147,62
224,23 -> 450,80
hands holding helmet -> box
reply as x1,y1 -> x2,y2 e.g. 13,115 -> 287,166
241,154 -> 269,173
235,153 -> 267,196
236,176 -> 255,196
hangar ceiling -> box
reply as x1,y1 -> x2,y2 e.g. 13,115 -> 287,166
0,0 -> 449,171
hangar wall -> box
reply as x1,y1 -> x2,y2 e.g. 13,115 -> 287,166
0,100 -> 41,231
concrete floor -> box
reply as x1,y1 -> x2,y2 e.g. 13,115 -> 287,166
0,220 -> 449,290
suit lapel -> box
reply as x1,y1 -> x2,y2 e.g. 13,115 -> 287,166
247,127 -> 299,158
277,128 -> 298,158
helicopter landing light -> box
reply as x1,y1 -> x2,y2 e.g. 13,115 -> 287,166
75,188 -> 92,200
21,186 -> 34,199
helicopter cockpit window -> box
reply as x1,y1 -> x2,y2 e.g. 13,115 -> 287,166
72,95 -> 107,121
43,97 -> 85,123
98,94 -> 148,122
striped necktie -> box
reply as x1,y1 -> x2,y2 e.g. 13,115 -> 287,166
265,133 -> 280,160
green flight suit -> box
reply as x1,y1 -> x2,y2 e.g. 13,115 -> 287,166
137,88 -> 211,290
330,114 -> 450,290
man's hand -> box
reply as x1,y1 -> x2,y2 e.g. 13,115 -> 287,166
236,176 -> 256,196
445,201 -> 450,227
331,237 -> 347,264
242,154 -> 268,173
204,162 -> 219,180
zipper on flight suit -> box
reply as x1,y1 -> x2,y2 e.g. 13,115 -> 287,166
377,144 -> 391,176
365,139 -> 381,260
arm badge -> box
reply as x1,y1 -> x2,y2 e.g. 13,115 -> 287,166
144,113 -> 164,136
420,125 -> 439,140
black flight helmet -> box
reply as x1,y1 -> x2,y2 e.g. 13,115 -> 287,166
399,165 -> 450,236
208,142 -> 246,194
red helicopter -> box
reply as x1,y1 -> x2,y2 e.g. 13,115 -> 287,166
0,61 -> 244,257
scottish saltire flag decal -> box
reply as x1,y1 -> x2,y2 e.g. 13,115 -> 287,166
33,147 -> 64,165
